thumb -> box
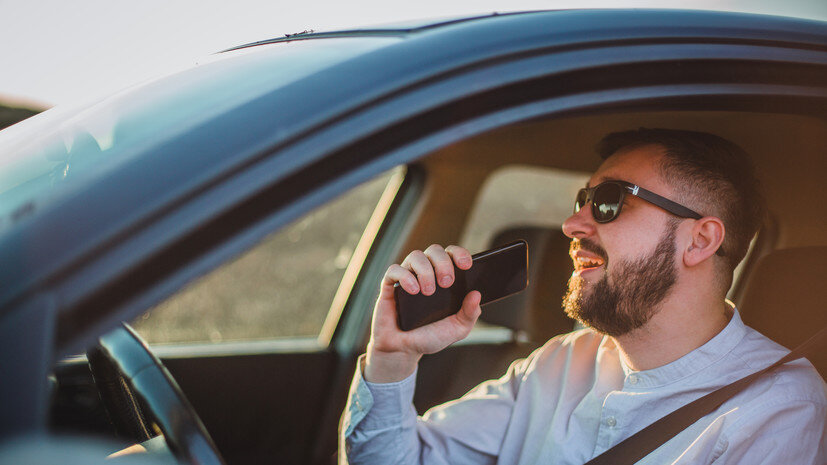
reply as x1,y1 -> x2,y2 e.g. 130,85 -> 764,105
456,290 -> 482,327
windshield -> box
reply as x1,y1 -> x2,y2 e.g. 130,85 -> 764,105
0,37 -> 395,232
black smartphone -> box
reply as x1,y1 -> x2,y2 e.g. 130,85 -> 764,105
395,240 -> 529,331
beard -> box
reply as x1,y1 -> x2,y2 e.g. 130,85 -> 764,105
563,220 -> 679,337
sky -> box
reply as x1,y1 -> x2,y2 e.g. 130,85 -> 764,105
1,0 -> 825,108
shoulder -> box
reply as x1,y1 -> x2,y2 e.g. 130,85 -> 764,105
698,324 -> 826,461
714,374 -> 826,464
733,324 -> 826,405
452,330 -> 608,400
533,327 -> 609,362
513,327 -> 618,382
716,364 -> 827,463
718,325 -> 827,436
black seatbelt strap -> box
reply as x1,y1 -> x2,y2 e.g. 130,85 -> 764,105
584,325 -> 827,465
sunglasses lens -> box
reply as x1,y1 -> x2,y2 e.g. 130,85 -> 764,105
574,189 -> 588,213
592,183 -> 623,222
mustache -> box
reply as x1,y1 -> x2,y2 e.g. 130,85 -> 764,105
569,238 -> 608,261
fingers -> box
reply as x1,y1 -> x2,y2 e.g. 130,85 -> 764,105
401,250 -> 437,295
371,250 -> 482,364
397,244 -> 471,296
446,245 -> 473,270
383,264 -> 420,295
424,244 -> 455,290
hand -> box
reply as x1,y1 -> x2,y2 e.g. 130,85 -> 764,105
364,244 -> 482,383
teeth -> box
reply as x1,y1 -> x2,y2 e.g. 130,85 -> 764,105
577,256 -> 604,268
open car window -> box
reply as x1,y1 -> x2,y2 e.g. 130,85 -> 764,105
131,168 -> 401,345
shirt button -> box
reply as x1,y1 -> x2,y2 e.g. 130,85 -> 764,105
628,374 -> 639,385
606,416 -> 617,427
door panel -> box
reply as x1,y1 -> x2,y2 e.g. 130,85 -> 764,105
49,349 -> 336,464
121,170 -> 403,463
163,351 -> 334,464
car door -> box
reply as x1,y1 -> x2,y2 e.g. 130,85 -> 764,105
121,167 -> 413,464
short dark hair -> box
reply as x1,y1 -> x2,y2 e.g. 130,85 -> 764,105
596,128 -> 765,278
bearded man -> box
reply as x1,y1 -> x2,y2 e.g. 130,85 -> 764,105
340,128 -> 827,464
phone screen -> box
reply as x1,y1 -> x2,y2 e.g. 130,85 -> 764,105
395,240 -> 528,331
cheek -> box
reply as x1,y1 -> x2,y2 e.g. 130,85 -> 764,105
607,211 -> 663,244
600,230 -> 659,274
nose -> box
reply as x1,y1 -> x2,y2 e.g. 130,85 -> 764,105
562,204 -> 597,239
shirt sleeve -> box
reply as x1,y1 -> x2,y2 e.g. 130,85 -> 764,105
339,354 -> 419,464
340,354 -> 531,465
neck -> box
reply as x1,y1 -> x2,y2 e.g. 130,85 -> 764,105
612,295 -> 732,371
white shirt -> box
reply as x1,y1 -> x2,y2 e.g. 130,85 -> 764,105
341,309 -> 827,464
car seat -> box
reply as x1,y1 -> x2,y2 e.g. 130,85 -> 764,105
738,246 -> 827,379
479,226 -> 576,344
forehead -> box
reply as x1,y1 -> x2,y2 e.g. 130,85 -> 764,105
589,144 -> 667,190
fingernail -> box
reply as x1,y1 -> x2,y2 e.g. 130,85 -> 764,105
424,284 -> 434,294
440,276 -> 452,287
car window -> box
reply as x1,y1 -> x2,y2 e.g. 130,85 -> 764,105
132,168 -> 401,345
461,165 -> 590,252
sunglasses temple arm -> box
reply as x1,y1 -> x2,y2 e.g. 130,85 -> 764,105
630,186 -> 703,220
631,185 -> 725,256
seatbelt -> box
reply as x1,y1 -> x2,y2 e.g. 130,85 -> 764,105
584,325 -> 827,465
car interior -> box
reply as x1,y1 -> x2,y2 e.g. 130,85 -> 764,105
394,110 -> 827,411
48,109 -> 826,464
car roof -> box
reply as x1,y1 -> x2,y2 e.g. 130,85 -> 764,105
224,8 -> 826,50
0,9 -> 824,353
221,11 -> 531,51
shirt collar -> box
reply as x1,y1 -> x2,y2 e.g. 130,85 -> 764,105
619,301 -> 747,388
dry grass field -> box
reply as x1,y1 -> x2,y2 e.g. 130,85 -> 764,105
132,172 -> 392,344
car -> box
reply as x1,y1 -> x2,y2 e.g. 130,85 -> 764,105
0,8 -> 825,465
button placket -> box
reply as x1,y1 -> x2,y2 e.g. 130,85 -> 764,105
594,391 -> 621,452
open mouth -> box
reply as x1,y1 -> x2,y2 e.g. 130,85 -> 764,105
575,255 -> 605,274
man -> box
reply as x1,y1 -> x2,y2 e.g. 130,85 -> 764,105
340,128 -> 827,464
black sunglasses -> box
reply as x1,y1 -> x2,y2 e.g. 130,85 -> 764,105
574,180 -> 725,256
574,180 -> 701,222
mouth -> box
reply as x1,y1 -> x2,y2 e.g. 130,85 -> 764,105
569,239 -> 608,278
572,253 -> 606,277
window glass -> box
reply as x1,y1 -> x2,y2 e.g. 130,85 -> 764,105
132,168 -> 400,345
461,165 -> 589,251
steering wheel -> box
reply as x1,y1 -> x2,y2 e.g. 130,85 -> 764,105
87,323 -> 225,465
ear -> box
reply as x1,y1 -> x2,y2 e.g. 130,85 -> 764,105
683,217 -> 725,267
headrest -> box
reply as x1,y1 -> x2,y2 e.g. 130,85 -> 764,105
738,246 -> 827,378
478,226 -> 575,343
